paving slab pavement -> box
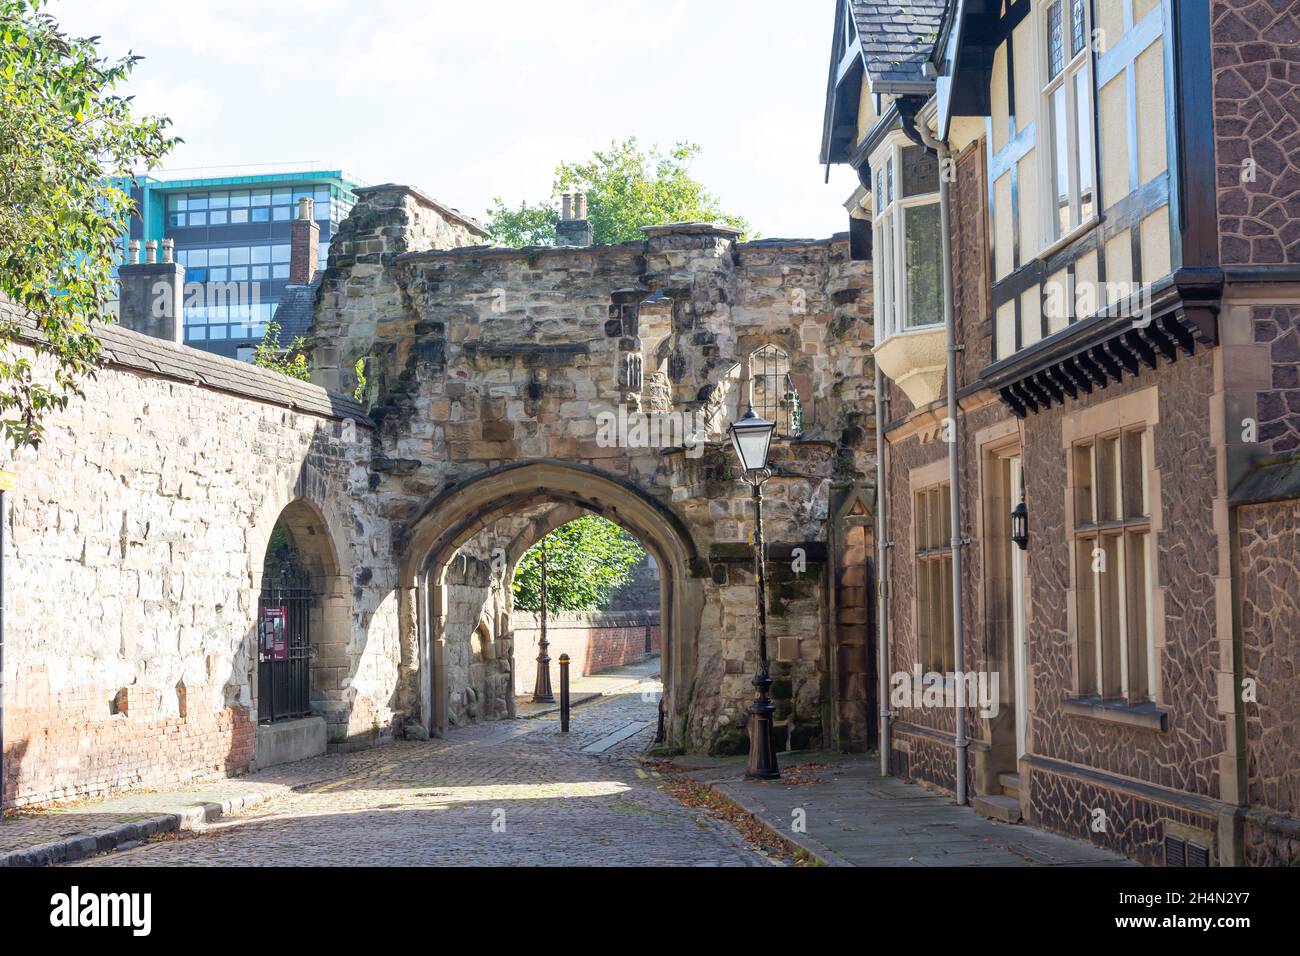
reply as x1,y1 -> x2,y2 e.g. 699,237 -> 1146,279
674,751 -> 1136,867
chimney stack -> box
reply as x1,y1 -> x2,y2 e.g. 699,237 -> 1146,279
117,244 -> 185,343
556,190 -> 593,247
290,197 -> 320,285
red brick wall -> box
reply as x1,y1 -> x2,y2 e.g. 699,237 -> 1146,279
3,666 -> 254,809
512,611 -> 660,695
290,215 -> 319,285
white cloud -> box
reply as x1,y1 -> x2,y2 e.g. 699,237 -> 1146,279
52,0 -> 852,237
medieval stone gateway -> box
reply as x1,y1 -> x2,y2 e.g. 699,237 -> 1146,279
401,461 -> 704,744
0,183 -> 875,808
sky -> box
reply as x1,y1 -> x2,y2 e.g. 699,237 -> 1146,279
54,0 -> 861,240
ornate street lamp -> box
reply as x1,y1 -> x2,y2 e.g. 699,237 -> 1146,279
532,537 -> 554,703
1011,490 -> 1029,552
729,406 -> 780,780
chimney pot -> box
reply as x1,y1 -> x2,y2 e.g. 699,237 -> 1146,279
575,192 -> 587,220
162,238 -> 174,264
297,197 -> 314,221
561,193 -> 573,221
145,240 -> 157,264
128,240 -> 140,264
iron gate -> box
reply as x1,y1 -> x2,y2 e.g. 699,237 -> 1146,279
258,562 -> 312,723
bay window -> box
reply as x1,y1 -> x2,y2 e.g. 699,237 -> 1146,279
872,138 -> 943,341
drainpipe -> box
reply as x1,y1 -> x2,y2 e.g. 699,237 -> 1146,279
875,365 -> 890,776
915,119 -> 967,806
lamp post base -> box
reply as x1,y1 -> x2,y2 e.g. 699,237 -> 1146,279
532,646 -> 554,704
746,672 -> 780,780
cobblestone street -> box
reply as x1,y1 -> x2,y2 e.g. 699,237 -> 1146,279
74,675 -> 771,867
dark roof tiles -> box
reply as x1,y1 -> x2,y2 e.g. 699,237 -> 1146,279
851,0 -> 947,87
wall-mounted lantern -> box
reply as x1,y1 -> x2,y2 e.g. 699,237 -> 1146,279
1011,492 -> 1029,552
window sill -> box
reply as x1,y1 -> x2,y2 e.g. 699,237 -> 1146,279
1063,696 -> 1168,733
1033,215 -> 1101,264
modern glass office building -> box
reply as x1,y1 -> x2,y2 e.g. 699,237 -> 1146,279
117,168 -> 364,359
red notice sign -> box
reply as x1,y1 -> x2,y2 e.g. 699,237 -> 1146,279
261,606 -> 289,662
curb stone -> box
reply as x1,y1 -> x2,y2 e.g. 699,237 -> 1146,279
704,779 -> 852,868
0,789 -> 279,868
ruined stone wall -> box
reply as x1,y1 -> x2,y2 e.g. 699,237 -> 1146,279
0,313 -> 401,807
310,187 -> 875,753
440,549 -> 512,728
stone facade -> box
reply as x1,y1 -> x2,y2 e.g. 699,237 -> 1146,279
308,186 -> 876,755
1236,499 -> 1300,865
0,305 -> 401,807
0,175 -> 878,809
1211,0 -> 1300,265
844,0 -> 1300,869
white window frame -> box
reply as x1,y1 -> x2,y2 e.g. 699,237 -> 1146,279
1037,0 -> 1097,248
869,131 -> 943,344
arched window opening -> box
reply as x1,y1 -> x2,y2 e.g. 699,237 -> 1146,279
749,345 -> 803,437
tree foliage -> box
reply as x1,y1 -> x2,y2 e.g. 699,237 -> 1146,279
485,137 -> 752,247
252,321 -> 310,382
0,0 -> 175,448
512,515 -> 646,613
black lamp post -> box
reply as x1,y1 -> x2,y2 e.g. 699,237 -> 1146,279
532,537 -> 554,703
729,405 -> 780,780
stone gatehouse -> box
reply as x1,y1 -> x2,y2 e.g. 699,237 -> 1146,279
0,183 -> 876,808
310,184 -> 877,754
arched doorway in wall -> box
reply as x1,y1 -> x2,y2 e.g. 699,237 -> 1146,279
258,534 -> 313,723
398,462 -> 703,747
254,499 -> 349,763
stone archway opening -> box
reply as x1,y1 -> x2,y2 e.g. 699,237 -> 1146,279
400,462 -> 703,748
253,498 -> 348,768
506,511 -> 662,709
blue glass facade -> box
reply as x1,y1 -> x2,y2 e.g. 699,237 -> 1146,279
119,171 -> 360,359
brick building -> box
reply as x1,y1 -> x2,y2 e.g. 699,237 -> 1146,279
822,0 -> 1300,865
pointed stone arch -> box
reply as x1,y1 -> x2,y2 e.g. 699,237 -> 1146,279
399,461 -> 704,745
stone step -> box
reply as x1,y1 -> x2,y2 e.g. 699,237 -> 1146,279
972,794 -> 1023,824
998,772 -> 1021,799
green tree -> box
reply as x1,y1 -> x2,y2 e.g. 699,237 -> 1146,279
0,0 -> 175,448
513,515 -> 646,613
486,137 -> 752,247
252,321 -> 310,382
